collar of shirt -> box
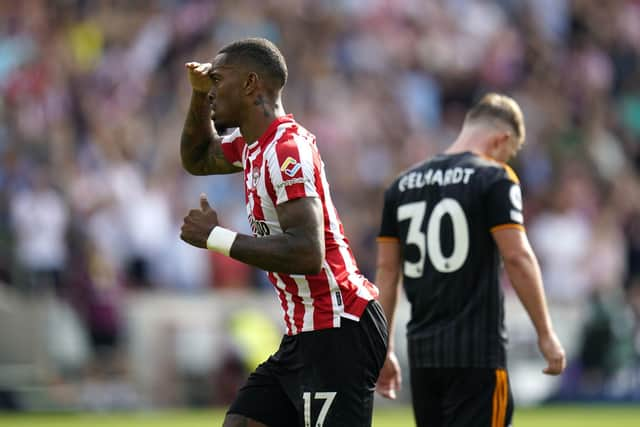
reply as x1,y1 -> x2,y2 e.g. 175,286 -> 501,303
247,114 -> 295,152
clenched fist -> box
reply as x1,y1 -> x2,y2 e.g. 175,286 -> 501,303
538,332 -> 566,376
180,193 -> 220,248
185,62 -> 213,94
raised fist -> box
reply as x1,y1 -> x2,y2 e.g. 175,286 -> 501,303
185,62 -> 212,94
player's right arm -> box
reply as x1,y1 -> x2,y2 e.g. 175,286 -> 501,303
375,238 -> 403,399
181,62 -> 242,175
375,184 -> 403,399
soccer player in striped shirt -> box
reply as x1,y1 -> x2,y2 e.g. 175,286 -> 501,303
374,93 -> 566,427
179,38 -> 387,427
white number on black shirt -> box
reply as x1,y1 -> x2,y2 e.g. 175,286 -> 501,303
398,199 -> 469,277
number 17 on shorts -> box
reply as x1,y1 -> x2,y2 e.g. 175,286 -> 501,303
303,391 -> 337,427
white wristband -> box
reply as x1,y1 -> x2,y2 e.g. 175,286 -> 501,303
206,226 -> 238,256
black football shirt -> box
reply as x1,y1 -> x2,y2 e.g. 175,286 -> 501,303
378,151 -> 524,368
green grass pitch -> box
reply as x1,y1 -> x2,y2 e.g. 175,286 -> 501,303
0,405 -> 638,426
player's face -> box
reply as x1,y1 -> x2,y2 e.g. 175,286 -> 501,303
208,54 -> 245,129
494,133 -> 521,163
506,134 -> 523,161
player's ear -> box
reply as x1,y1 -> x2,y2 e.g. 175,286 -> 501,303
494,132 -> 510,150
489,134 -> 502,151
244,72 -> 259,95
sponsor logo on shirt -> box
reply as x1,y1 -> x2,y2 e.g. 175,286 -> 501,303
277,177 -> 308,188
280,157 -> 302,177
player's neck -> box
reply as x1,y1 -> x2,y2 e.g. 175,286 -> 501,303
446,127 -> 493,159
240,96 -> 286,144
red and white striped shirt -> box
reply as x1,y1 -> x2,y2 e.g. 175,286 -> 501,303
221,115 -> 378,335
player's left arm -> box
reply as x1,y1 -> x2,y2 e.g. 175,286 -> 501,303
180,194 -> 324,275
493,228 -> 566,375
487,169 -> 565,376
230,196 -> 325,274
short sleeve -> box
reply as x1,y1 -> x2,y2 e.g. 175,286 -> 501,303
378,184 -> 400,240
220,128 -> 245,167
266,135 -> 318,205
486,171 -> 525,232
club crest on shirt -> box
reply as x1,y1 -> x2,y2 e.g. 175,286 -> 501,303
249,214 -> 270,237
280,156 -> 302,177
252,169 -> 260,187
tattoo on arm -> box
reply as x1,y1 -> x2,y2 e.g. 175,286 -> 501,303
181,91 -> 240,175
229,198 -> 325,275
181,91 -> 215,174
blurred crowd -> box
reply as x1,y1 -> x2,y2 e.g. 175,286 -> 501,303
1,0 -> 639,407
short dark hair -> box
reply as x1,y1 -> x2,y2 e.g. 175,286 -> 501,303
219,38 -> 288,88
465,93 -> 525,145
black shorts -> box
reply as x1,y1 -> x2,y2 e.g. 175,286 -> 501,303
410,366 -> 513,427
228,300 -> 388,427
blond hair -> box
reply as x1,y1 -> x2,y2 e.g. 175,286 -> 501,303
465,93 -> 525,146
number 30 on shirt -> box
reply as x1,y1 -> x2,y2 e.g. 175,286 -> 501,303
397,198 -> 469,278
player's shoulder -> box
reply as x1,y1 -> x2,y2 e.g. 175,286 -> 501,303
385,157 -> 432,191
385,152 -> 519,196
271,119 -> 315,149
387,151 -> 473,186
466,153 -> 520,184
221,128 -> 243,144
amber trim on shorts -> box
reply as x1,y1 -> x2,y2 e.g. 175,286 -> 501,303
492,369 -> 509,427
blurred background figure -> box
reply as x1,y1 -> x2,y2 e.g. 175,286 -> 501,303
9,166 -> 69,295
0,0 -> 638,411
